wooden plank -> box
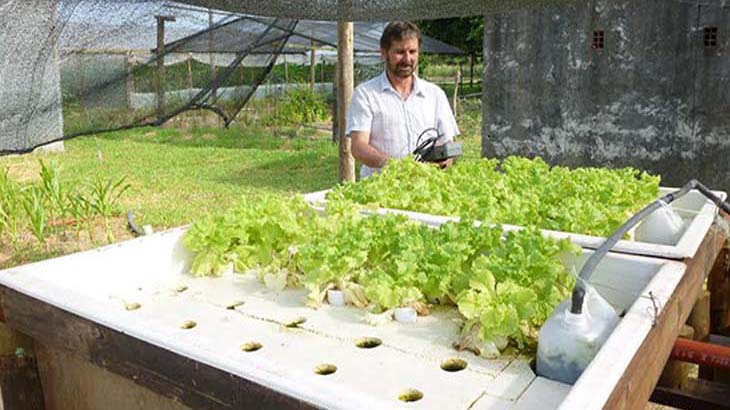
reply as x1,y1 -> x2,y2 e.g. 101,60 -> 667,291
651,377 -> 730,410
0,355 -> 45,410
603,226 -> 727,409
0,287 -> 316,410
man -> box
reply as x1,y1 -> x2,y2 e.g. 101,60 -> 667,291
346,21 -> 459,179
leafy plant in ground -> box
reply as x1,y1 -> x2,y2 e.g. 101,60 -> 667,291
259,87 -> 329,127
21,186 -> 47,245
0,168 -> 23,248
183,194 -> 580,357
0,161 -> 132,250
38,160 -> 68,221
88,175 -> 131,243
329,156 -> 661,237
67,192 -> 95,242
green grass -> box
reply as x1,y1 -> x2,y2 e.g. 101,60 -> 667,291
1,101 -> 482,267
1,126 -> 339,230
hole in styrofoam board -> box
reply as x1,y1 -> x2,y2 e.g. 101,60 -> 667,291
226,301 -> 245,310
440,358 -> 468,372
180,320 -> 197,329
314,364 -> 337,375
398,389 -> 424,402
124,302 -> 141,311
355,337 -> 382,349
284,317 -> 307,328
241,342 -> 263,352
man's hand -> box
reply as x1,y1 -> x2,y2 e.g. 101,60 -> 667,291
437,157 -> 454,169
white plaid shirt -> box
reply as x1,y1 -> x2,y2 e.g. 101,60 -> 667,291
346,71 -> 459,178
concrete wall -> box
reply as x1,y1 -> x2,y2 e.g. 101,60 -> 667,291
0,0 -> 64,153
482,0 -> 730,191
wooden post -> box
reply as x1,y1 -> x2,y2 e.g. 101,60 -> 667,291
337,21 -> 355,182
709,247 -> 730,335
0,355 -> 45,410
187,53 -> 194,90
689,290 -> 712,342
332,61 -> 338,142
208,9 -> 217,100
155,15 -> 175,123
452,67 -> 461,119
459,61 -> 464,91
702,247 -> 730,380
469,53 -> 475,86
126,52 -> 134,112
284,55 -> 289,91
337,21 -> 355,181
658,325 -> 695,389
310,41 -> 317,91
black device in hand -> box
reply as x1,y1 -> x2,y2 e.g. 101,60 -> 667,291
412,128 -> 463,163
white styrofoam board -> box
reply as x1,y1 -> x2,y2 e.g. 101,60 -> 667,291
0,226 -> 684,409
304,187 -> 726,259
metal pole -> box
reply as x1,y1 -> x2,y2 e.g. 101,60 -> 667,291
671,337 -> 730,370
337,21 -> 355,182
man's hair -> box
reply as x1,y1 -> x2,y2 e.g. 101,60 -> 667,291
380,21 -> 421,50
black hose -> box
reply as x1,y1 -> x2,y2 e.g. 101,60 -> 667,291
412,127 -> 442,162
570,179 -> 730,314
126,210 -> 144,237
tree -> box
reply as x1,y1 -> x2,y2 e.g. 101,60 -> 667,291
418,17 -> 484,57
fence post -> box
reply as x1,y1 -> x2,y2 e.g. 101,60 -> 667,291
155,15 -> 175,123
452,67 -> 461,120
310,41 -> 317,91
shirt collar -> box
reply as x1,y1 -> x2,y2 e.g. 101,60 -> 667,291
380,71 -> 424,97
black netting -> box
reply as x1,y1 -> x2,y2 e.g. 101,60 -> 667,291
176,0 -> 572,21
1,0 -> 476,154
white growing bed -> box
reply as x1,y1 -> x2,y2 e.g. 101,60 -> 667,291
0,227 -> 686,409
304,187 -> 725,259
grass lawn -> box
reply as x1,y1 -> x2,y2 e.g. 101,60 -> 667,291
1,111 -> 482,268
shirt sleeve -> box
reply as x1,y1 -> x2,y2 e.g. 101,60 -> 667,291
346,86 -> 372,136
436,89 -> 459,141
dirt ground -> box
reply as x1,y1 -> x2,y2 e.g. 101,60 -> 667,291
0,216 -> 135,269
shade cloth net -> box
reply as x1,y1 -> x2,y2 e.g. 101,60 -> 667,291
3,0 -> 548,153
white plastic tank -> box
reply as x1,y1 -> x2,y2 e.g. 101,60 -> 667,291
635,201 -> 686,245
536,286 -> 619,384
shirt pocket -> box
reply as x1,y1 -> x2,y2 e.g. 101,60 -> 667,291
410,100 -> 438,141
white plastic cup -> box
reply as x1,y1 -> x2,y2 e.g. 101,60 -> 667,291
223,263 -> 234,275
327,289 -> 346,307
394,307 -> 417,323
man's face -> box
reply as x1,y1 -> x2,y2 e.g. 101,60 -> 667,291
381,36 -> 419,79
